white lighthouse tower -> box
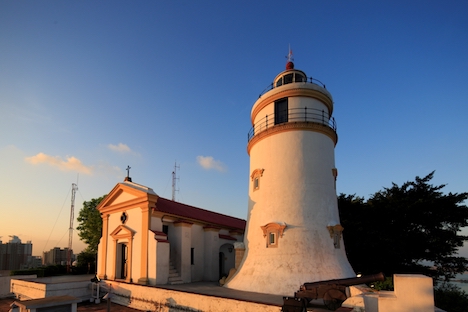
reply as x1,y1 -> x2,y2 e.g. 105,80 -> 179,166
224,55 -> 355,296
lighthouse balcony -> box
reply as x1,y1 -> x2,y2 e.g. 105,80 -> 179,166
247,107 -> 337,143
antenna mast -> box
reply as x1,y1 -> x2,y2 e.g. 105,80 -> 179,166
286,44 -> 294,63
172,162 -> 180,201
67,183 -> 78,273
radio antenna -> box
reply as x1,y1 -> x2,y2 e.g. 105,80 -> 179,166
172,162 -> 180,201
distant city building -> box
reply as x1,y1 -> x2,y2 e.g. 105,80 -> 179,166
25,256 -> 43,269
43,247 -> 74,266
0,236 -> 33,270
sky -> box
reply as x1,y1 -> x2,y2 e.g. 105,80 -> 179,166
1,1 -> 467,258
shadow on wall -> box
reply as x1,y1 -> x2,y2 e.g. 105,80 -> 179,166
165,297 -> 202,312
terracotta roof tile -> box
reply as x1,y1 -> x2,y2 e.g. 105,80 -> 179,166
154,197 -> 245,231
219,234 -> 237,241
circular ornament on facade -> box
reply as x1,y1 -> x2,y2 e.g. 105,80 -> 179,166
120,212 -> 128,224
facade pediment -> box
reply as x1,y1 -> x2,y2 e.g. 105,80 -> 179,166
105,189 -> 138,206
110,224 -> 136,240
98,181 -> 159,214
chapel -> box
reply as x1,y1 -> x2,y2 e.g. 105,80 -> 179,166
96,178 -> 245,285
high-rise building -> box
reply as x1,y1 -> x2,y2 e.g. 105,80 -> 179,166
42,247 -> 73,266
0,236 -> 33,270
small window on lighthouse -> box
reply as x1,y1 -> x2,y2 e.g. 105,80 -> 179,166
261,222 -> 286,248
269,232 -> 276,245
251,168 -> 264,192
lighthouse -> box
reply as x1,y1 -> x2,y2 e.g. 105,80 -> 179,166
224,55 -> 355,296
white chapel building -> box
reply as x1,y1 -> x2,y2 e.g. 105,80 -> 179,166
96,178 -> 245,285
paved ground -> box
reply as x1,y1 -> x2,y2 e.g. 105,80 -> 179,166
0,296 -> 337,311
0,297 -> 141,311
159,281 -> 285,306
1,275 -> 334,311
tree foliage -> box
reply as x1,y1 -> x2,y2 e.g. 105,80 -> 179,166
339,172 -> 468,282
434,283 -> 468,312
76,249 -> 97,274
76,195 -> 106,254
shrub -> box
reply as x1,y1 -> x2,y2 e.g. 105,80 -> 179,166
434,282 -> 468,312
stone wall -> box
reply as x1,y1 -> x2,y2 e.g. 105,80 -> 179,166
104,280 -> 280,312
0,275 -> 36,298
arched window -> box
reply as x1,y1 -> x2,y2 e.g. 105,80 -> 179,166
251,168 -> 265,192
261,222 -> 287,248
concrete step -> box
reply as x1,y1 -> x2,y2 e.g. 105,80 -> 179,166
168,276 -> 184,285
169,280 -> 184,285
168,261 -> 182,284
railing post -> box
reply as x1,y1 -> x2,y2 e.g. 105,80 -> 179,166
322,110 -> 324,124
304,107 -> 307,122
266,115 -> 268,129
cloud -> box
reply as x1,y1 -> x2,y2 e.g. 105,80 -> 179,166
196,156 -> 226,172
107,143 -> 131,153
25,152 -> 92,175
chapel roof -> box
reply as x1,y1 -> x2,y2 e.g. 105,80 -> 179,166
154,197 -> 246,231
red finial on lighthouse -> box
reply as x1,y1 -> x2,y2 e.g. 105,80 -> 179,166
286,45 -> 294,70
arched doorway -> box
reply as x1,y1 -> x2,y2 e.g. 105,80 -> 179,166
219,243 -> 235,279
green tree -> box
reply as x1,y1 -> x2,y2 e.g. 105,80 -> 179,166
339,172 -> 468,282
434,283 -> 468,312
76,249 -> 97,274
76,195 -> 106,254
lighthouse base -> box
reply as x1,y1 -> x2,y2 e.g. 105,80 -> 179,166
224,248 -> 355,296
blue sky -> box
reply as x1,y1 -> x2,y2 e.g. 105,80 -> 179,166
1,1 -> 467,257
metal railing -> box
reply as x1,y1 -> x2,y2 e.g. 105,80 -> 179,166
248,107 -> 336,142
258,77 -> 327,98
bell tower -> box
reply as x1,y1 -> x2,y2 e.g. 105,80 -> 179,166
224,55 -> 355,296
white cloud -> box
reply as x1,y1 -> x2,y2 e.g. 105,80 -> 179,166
196,156 -> 226,172
108,143 -> 131,153
25,152 -> 92,175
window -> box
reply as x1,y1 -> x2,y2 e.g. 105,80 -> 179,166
283,73 -> 293,84
261,222 -> 287,248
295,73 -> 305,82
251,168 -> 264,192
274,98 -> 288,125
253,177 -> 259,190
332,168 -> 338,190
276,77 -> 283,87
191,248 -> 194,265
327,224 -> 344,249
120,212 -> 128,224
269,232 -> 276,245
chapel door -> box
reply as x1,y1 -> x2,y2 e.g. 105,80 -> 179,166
117,243 -> 128,279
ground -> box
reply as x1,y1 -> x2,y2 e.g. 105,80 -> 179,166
0,297 -> 141,311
